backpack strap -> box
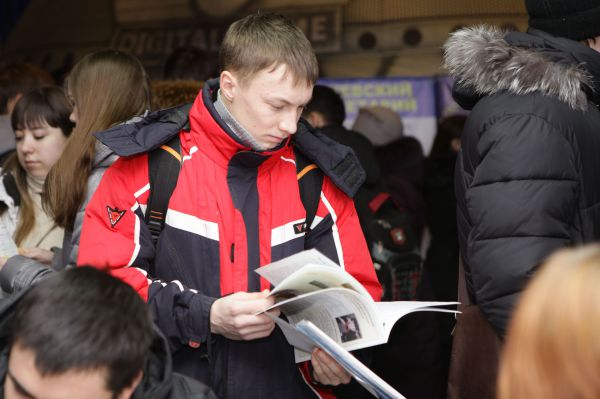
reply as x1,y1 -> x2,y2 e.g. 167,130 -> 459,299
146,134 -> 182,244
294,147 -> 323,233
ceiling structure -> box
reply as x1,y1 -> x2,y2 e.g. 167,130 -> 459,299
3,0 -> 527,78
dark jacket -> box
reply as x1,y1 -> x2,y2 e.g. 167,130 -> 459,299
0,289 -> 217,399
422,152 -> 459,302
444,26 -> 600,336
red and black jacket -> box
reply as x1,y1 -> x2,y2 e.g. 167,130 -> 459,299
78,79 -> 382,398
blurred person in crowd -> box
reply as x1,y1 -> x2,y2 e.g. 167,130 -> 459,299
163,46 -> 216,82
151,79 -> 203,110
443,1 -> 600,397
444,0 -> 600,337
153,46 -> 213,111
0,87 -> 73,261
498,245 -> 600,399
0,49 -> 151,293
78,13 -> 381,398
422,115 -> 466,303
1,266 -> 216,399
303,84 -> 383,234
0,62 -> 54,164
353,106 -> 426,240
417,115 -> 466,399
352,109 -> 448,399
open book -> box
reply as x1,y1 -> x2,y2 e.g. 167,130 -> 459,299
256,249 -> 458,363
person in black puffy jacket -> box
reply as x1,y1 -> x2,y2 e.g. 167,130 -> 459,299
0,267 -> 216,399
443,0 -> 600,338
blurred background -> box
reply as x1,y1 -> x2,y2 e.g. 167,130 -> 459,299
0,0 -> 527,152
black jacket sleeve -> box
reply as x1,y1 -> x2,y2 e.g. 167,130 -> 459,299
456,113 -> 578,335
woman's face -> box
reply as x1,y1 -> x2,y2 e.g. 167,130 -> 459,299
15,121 -> 68,180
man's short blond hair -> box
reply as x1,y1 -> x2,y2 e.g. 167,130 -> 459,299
219,13 -> 319,87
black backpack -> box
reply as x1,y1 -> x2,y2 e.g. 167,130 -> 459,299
144,135 -> 323,246
365,193 -> 422,301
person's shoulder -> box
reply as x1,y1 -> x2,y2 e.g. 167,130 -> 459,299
93,152 -> 150,194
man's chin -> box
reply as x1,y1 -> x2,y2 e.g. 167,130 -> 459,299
262,139 -> 285,150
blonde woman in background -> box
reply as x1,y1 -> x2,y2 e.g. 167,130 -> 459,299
0,49 -> 150,293
498,245 -> 600,399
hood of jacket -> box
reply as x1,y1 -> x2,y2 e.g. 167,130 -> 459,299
443,25 -> 600,111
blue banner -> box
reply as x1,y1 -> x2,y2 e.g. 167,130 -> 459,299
317,77 -> 438,154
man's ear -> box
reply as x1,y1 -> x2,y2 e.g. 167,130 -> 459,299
116,371 -> 143,399
219,70 -> 237,103
305,111 -> 326,128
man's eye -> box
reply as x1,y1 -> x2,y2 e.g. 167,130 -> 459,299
271,104 -> 284,111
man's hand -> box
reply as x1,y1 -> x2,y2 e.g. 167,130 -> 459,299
19,248 -> 53,265
210,290 -> 281,340
311,348 -> 352,386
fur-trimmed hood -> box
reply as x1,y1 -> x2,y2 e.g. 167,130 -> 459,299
443,25 -> 600,111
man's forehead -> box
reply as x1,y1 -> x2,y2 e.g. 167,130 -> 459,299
237,63 -> 314,88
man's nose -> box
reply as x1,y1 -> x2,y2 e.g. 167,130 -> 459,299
279,110 -> 298,135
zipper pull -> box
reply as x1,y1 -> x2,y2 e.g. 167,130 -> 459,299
230,243 -> 235,263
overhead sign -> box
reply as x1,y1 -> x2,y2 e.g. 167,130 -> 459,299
279,7 -> 342,53
111,25 -> 226,74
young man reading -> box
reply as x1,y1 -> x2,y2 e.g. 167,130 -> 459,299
78,13 -> 381,398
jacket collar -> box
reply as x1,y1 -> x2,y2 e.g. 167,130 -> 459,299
93,79 -> 366,197
189,78 -> 291,169
444,25 -> 600,111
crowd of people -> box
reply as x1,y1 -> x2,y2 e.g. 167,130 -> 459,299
0,0 -> 598,398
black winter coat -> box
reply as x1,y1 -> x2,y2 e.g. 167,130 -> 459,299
444,27 -> 600,336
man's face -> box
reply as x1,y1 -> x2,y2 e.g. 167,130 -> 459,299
4,343 -> 135,399
221,64 -> 313,150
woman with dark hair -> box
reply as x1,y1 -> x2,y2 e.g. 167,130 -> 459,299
0,86 -> 73,258
0,49 -> 150,292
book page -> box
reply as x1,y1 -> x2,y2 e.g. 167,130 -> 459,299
265,313 -> 315,356
256,249 -> 339,287
296,320 -> 406,399
375,301 -> 459,341
0,221 -> 17,261
268,287 -> 386,356
269,263 -> 372,300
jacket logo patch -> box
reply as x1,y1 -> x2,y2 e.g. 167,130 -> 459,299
293,222 -> 308,234
107,206 -> 126,228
